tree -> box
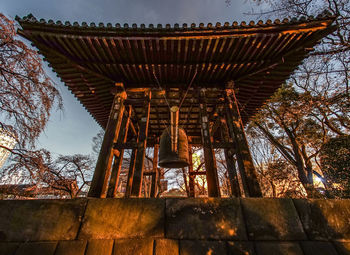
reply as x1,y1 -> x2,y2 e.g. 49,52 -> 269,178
1,149 -> 93,198
0,13 -> 62,149
243,1 -> 350,196
0,14 -> 97,199
320,135 -> 350,198
41,154 -> 93,198
248,128 -> 306,197
250,84 -> 325,195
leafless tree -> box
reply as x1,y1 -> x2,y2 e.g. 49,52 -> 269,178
1,149 -> 92,198
0,13 -> 62,149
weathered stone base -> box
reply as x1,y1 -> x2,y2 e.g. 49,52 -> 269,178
0,198 -> 349,254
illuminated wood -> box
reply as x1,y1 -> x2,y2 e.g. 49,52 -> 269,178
131,91 -> 151,197
107,106 -> 132,198
199,89 -> 221,197
18,16 -> 335,140
221,118 -> 241,197
182,168 -> 190,197
188,142 -> 195,197
224,85 -> 262,197
88,89 -> 126,198
150,143 -> 159,198
125,147 -> 137,198
189,171 -> 207,176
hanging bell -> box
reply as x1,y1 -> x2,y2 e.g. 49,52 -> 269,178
158,127 -> 189,168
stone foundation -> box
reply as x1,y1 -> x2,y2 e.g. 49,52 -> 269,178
0,198 -> 349,254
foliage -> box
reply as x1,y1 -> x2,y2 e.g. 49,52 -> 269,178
248,129 -> 307,197
320,135 -> 350,197
250,84 -> 322,195
245,0 -> 350,197
0,13 -> 62,148
258,159 -> 306,198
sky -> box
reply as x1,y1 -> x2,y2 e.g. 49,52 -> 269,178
2,0 -> 259,156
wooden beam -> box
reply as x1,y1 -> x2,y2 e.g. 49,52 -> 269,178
150,142 -> 159,198
124,98 -> 149,106
188,141 -> 195,197
131,90 -> 151,197
182,167 -> 190,197
221,118 -> 241,197
210,117 -> 222,137
224,83 -> 262,197
199,89 -> 221,197
212,142 -> 236,149
114,141 -> 138,150
129,119 -> 137,136
107,106 -> 132,198
189,171 -> 207,176
125,147 -> 137,198
143,172 -> 155,176
88,89 -> 126,198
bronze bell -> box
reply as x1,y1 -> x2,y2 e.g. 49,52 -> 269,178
158,127 -> 189,168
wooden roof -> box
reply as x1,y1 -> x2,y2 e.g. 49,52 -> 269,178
16,13 -> 335,141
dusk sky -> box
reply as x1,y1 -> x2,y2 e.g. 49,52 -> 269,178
2,0 -> 265,157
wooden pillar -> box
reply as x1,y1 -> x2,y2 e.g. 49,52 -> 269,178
221,118 -> 241,197
188,141 -> 195,197
131,91 -> 151,197
182,168 -> 190,197
88,89 -> 126,198
199,89 -> 221,197
125,147 -> 137,198
150,143 -> 159,198
224,84 -> 262,197
107,106 -> 132,198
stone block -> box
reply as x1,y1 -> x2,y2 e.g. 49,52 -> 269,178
155,239 -> 179,255
55,240 -> 87,255
333,242 -> 350,255
300,241 -> 338,255
255,242 -> 303,255
166,198 -> 246,240
227,241 -> 255,255
293,199 -> 350,240
0,199 -> 86,241
85,239 -> 114,255
15,242 -> 57,255
113,239 -> 153,255
241,198 -> 306,240
179,240 -> 226,255
79,198 -> 164,239
0,242 -> 19,255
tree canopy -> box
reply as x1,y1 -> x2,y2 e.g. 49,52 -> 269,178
320,135 -> 350,198
0,13 -> 62,148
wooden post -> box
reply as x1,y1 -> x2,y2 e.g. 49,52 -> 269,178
221,118 -> 241,197
224,83 -> 262,197
182,168 -> 190,197
150,143 -> 159,198
125,147 -> 137,198
131,90 -> 151,197
157,168 -> 163,197
88,88 -> 126,198
199,89 -> 221,197
107,106 -> 132,198
188,141 -> 195,197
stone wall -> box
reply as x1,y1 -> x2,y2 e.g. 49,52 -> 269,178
0,198 -> 349,254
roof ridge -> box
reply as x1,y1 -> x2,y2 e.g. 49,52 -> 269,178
15,10 -> 335,31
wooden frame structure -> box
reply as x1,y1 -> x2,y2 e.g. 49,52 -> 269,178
17,13 -> 335,198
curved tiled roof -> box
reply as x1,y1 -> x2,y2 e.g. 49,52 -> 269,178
16,13 -> 335,140
16,11 -> 333,32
